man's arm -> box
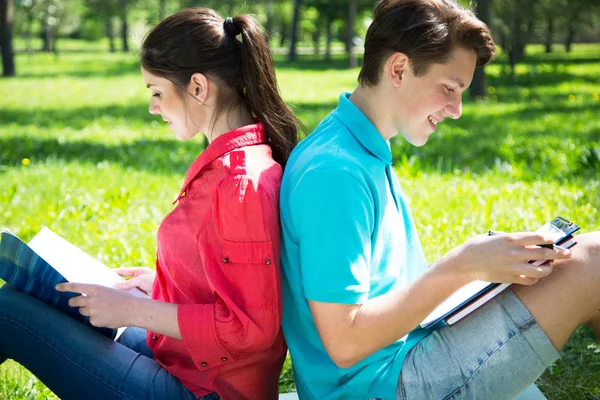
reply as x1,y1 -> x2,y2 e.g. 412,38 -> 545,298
310,233 -> 569,368
290,168 -> 565,369
309,251 -> 466,368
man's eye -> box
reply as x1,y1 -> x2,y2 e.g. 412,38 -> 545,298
153,93 -> 161,98
445,86 -> 455,93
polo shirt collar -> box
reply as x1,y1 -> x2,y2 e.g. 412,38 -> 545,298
176,122 -> 267,202
334,92 -> 392,165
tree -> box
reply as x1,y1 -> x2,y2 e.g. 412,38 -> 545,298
119,0 -> 128,52
560,0 -> 598,52
288,0 -> 301,62
346,0 -> 356,68
0,0 -> 16,76
17,0 -> 37,54
158,0 -> 165,21
84,0 -> 117,52
493,0 -> 536,76
469,0 -> 491,99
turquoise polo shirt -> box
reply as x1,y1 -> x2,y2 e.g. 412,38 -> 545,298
280,93 -> 432,399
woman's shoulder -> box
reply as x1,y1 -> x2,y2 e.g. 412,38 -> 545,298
214,144 -> 282,198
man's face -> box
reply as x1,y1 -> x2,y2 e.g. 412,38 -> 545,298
395,47 -> 477,146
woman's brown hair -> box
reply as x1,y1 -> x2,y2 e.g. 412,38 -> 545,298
358,0 -> 496,86
141,8 -> 302,167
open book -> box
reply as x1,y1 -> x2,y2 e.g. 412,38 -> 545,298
0,227 -> 147,340
420,217 -> 580,329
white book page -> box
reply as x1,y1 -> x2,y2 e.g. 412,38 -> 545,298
28,227 -> 149,339
28,227 -> 147,299
420,280 -> 493,327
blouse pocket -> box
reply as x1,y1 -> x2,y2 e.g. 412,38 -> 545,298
220,239 -> 277,308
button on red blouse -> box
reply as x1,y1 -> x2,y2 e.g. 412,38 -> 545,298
147,123 -> 287,400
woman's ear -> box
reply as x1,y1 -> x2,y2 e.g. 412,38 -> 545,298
386,52 -> 409,88
189,73 -> 209,104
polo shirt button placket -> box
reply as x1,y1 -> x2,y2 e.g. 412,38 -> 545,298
152,335 -> 158,341
201,362 -> 208,367
221,357 -> 228,362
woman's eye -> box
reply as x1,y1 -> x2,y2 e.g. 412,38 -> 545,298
153,93 -> 161,98
445,86 -> 455,93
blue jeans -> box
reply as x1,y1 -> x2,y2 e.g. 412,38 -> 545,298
397,290 -> 559,399
0,284 -> 219,400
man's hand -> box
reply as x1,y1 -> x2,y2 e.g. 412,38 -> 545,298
453,232 -> 573,285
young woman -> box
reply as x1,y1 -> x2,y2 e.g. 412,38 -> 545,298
0,8 -> 300,400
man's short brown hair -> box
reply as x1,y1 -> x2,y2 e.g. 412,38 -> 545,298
358,0 -> 496,86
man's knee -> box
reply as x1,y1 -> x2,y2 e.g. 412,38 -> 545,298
562,232 -> 600,272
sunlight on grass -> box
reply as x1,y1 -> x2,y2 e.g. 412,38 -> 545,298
1,43 -> 599,399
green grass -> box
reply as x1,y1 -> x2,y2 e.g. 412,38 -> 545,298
1,43 -> 599,399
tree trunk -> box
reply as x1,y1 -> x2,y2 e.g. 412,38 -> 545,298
312,12 -> 321,55
519,11 -> 535,60
545,16 -> 554,53
120,0 -> 129,52
158,0 -> 166,21
107,17 -> 115,52
25,8 -> 34,54
264,0 -> 274,43
565,21 -> 576,52
347,0 -> 357,68
469,0 -> 490,99
42,19 -> 52,52
509,15 -> 522,77
324,14 -> 333,63
0,0 -> 16,77
288,0 -> 301,62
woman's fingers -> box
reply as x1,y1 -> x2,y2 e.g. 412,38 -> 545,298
114,268 -> 137,277
114,267 -> 149,277
116,276 -> 142,290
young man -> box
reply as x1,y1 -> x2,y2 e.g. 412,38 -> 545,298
279,0 -> 600,399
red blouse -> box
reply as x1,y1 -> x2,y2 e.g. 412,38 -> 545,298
147,123 -> 287,399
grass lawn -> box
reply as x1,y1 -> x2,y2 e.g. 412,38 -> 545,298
1,43 -> 599,399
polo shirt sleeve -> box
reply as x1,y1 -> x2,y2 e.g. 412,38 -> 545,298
290,169 -> 374,304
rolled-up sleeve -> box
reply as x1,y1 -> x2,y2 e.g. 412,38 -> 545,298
178,171 -> 282,371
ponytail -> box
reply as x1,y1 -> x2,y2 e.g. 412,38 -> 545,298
141,9 -> 303,167
230,15 -> 303,168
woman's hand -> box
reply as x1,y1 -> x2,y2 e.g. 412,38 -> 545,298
56,283 -> 139,329
114,267 -> 156,295
451,232 -> 573,285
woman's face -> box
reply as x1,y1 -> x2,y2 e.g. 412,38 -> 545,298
141,67 -> 203,141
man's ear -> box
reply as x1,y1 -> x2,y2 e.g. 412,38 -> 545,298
189,73 -> 209,104
385,52 -> 410,88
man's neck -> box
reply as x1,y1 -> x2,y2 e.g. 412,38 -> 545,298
349,85 -> 397,141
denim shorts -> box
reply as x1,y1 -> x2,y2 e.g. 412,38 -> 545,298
397,290 -> 560,400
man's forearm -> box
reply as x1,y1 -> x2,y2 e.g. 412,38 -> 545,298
315,249 -> 470,368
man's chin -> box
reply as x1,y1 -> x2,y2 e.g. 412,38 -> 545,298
403,133 -> 429,147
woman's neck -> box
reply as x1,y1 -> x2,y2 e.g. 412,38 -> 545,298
205,105 -> 255,144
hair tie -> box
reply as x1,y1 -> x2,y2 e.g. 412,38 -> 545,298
224,17 -> 241,37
